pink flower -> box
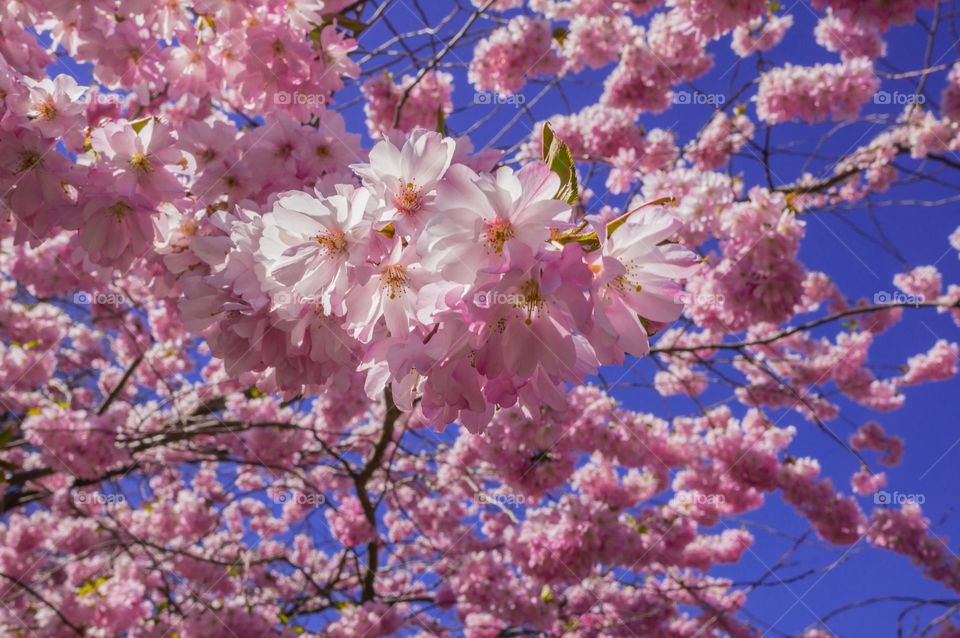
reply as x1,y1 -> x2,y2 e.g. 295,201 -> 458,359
417,163 -> 570,283
591,207 -> 698,360
10,74 -> 87,144
343,240 -> 437,343
352,130 -> 456,237
259,185 -> 373,315
90,118 -> 185,200
74,193 -> 156,268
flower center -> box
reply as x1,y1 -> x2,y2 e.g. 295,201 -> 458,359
392,180 -> 423,215
108,202 -> 132,223
381,264 -> 409,299
515,279 -> 545,324
315,229 -> 347,255
609,274 -> 641,293
484,218 -> 515,254
34,97 -> 58,121
129,152 -> 153,173
18,150 -> 42,173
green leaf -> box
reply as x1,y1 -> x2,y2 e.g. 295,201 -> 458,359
376,223 -> 396,239
0,427 -> 13,448
278,612 -> 289,625
130,118 -> 152,134
552,27 -> 569,45
541,123 -> 579,205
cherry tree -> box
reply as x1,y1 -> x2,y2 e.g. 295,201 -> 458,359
1,0 -> 960,636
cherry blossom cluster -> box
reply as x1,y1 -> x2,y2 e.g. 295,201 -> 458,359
360,70 -> 454,137
755,58 -> 879,124
162,128 -> 698,431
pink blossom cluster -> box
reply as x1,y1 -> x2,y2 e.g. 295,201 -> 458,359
164,129 -> 698,431
560,15 -> 637,73
850,421 -> 905,466
731,14 -> 794,57
526,105 -> 677,171
602,13 -> 713,113
809,0 -> 936,30
529,0 -> 661,19
1,1 -> 959,634
468,15 -> 563,96
669,0 -> 767,40
0,0 -> 363,271
685,187 -> 806,330
815,10 -> 888,60
685,110 -> 756,170
639,167 -> 741,246
900,339 -> 959,385
361,70 -> 455,137
869,503 -> 960,591
755,58 -> 880,124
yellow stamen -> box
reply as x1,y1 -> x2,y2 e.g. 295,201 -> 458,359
381,264 -> 409,299
392,180 -> 424,215
315,229 -> 347,255
129,152 -> 153,173
515,279 -> 545,325
484,218 -> 515,254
